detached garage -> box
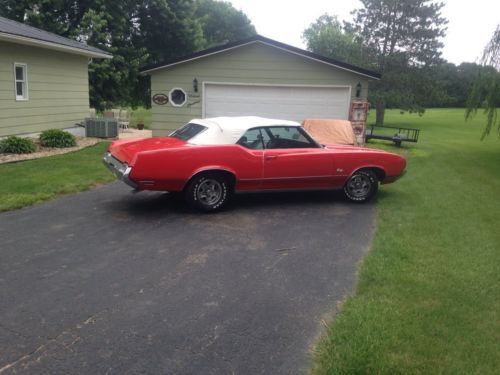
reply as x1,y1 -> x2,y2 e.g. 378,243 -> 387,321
141,35 -> 380,137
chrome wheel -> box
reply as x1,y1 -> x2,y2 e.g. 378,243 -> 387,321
195,178 -> 223,206
346,174 -> 371,198
343,170 -> 378,202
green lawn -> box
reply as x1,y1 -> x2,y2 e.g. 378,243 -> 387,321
312,108 -> 500,374
0,142 -> 114,212
1,110 -> 498,373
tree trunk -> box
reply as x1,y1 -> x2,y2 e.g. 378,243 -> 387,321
375,102 -> 386,125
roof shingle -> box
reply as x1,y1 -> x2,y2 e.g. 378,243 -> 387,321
0,15 -> 111,58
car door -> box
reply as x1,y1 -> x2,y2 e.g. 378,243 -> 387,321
261,126 -> 336,189
234,128 -> 265,190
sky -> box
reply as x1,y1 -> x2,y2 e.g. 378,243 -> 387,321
226,0 -> 499,65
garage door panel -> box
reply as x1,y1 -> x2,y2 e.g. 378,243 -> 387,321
204,84 -> 350,121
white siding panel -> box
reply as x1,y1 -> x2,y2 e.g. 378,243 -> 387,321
204,84 -> 351,122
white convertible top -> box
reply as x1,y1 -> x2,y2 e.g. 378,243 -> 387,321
186,116 -> 301,145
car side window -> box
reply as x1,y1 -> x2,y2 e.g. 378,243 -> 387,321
236,128 -> 265,149
264,127 -> 317,149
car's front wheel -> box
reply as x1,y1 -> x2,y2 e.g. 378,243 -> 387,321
185,173 -> 232,212
343,170 -> 378,202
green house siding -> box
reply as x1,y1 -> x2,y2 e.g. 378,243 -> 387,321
150,43 -> 370,136
0,41 -> 90,137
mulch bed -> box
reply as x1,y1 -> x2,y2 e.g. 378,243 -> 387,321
0,137 -> 103,164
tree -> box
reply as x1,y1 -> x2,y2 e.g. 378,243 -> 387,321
0,0 -> 32,21
195,0 -> 256,48
135,0 -> 204,65
80,4 -> 150,110
0,0 -> 150,110
302,14 -> 373,69
0,0 -> 256,110
347,0 -> 448,124
421,62 -> 497,108
466,25 -> 500,139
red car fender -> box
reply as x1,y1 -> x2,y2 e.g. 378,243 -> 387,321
345,158 -> 405,184
347,164 -> 387,179
185,165 -> 238,188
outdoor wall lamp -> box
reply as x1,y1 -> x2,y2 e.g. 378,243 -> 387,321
356,82 -> 362,98
193,78 -> 198,93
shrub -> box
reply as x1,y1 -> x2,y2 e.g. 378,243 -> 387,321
0,136 -> 37,154
39,129 -> 76,148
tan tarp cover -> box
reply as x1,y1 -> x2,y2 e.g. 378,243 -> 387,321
303,119 -> 356,145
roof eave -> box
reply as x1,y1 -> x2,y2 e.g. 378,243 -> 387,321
140,37 -> 381,80
140,40 -> 257,75
0,32 -> 112,59
257,40 -> 381,80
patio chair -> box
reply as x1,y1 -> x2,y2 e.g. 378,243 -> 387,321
118,109 -> 131,132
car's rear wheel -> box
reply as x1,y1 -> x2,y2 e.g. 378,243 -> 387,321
343,170 -> 378,202
185,173 -> 232,212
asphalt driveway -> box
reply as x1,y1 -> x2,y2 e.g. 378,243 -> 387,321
0,183 -> 375,374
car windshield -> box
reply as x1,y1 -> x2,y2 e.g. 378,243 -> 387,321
170,123 -> 207,141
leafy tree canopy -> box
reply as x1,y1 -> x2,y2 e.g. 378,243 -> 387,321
195,0 -> 256,48
303,2 -> 448,125
466,25 -> 500,139
348,0 -> 448,124
348,0 -> 447,67
0,0 -> 256,110
302,14 -> 372,69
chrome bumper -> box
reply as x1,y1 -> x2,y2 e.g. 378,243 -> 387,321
102,152 -> 138,189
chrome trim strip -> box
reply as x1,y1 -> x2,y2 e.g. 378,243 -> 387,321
239,175 -> 333,181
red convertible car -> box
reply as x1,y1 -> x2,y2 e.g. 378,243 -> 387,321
103,117 -> 406,211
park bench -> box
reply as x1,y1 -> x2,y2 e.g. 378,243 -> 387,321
365,124 -> 420,147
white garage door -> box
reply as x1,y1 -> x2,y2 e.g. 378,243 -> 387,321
204,84 -> 351,121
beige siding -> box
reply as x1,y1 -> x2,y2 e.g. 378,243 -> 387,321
0,41 -> 90,137
150,43 -> 371,136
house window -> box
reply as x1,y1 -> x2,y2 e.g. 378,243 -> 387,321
169,88 -> 187,107
14,63 -> 28,100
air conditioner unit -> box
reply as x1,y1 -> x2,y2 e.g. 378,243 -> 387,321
84,118 -> 118,138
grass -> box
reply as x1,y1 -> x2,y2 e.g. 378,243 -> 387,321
1,109 -> 498,373
312,108 -> 500,374
0,142 -> 114,212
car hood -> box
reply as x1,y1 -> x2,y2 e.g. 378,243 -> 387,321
108,137 -> 187,165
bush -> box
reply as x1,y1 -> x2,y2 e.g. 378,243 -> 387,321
39,129 -> 76,148
0,136 -> 37,154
